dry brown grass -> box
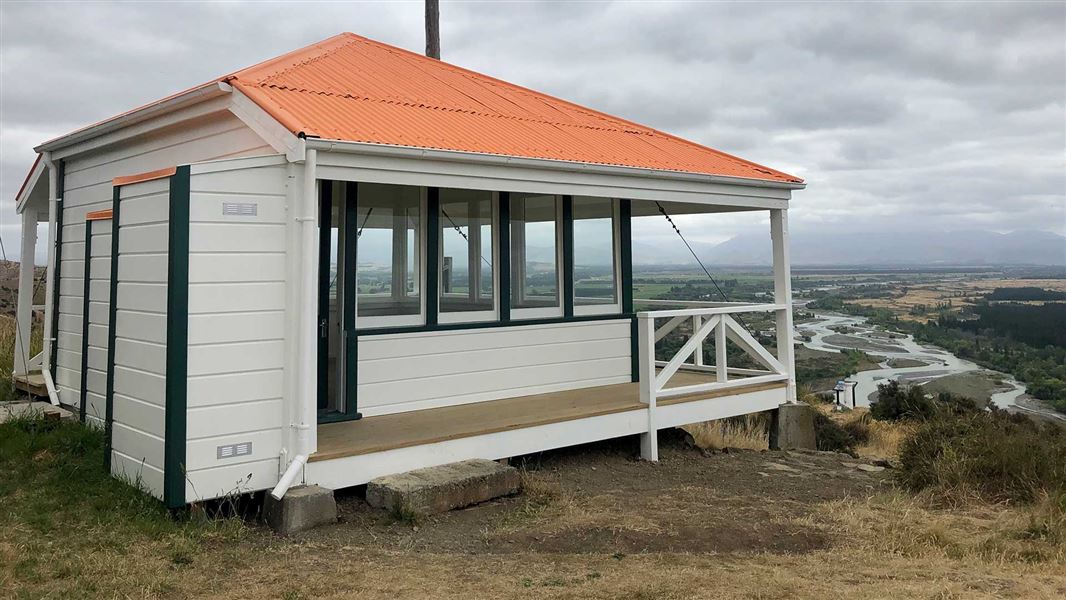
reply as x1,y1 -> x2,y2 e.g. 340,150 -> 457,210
812,490 -> 1066,567
819,405 -> 914,460
683,413 -> 768,451
0,315 -> 43,402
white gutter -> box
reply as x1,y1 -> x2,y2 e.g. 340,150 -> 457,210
40,153 -> 61,406
271,146 -> 319,500
34,82 -> 228,154
306,138 -> 806,191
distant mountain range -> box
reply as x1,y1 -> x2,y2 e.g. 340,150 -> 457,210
633,229 -> 1066,267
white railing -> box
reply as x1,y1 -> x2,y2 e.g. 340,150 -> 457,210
635,300 -> 793,407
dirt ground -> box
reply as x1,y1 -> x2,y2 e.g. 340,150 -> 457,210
321,434 -> 886,557
145,434 -> 1064,600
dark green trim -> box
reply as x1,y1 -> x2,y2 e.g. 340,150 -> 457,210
425,187 -> 440,327
77,222 -> 93,423
357,312 -> 632,337
163,166 -> 191,510
316,182 -> 332,411
619,199 -> 637,381
619,199 -> 633,314
103,186 -> 120,470
498,192 -> 510,323
48,160 -> 65,381
341,182 -> 361,421
562,195 -> 574,319
629,316 -> 639,383
317,410 -> 358,424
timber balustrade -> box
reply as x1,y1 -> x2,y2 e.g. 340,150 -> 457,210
634,301 -> 792,407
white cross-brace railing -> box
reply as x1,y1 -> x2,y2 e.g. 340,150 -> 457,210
634,302 -> 794,459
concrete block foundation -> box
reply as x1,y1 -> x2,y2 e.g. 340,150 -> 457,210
366,458 -> 521,516
769,403 -> 817,451
263,485 -> 337,535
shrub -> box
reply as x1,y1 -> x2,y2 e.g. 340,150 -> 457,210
814,412 -> 860,455
896,408 -> 1066,504
841,415 -> 871,446
870,380 -> 936,421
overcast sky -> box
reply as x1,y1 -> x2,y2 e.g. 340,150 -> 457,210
2,1 -> 1064,262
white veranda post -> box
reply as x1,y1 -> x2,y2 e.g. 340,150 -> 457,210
770,208 -> 797,402
13,209 -> 39,376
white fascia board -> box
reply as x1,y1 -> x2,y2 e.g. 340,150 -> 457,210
226,86 -> 305,162
307,138 -> 799,210
37,82 -> 232,158
15,156 -> 47,214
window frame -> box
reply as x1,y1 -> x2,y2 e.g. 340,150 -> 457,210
438,190 -> 500,325
510,193 -> 565,321
354,185 -> 428,330
572,198 -> 623,317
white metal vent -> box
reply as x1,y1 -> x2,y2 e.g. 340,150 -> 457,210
217,442 -> 253,460
222,202 -> 258,216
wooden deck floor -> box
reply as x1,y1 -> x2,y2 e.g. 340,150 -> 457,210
313,372 -> 786,462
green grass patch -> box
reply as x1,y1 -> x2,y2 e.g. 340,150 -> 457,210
0,413 -> 246,597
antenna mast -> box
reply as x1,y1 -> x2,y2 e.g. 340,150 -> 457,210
425,0 -> 440,59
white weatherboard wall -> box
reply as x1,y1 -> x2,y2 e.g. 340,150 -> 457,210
357,319 -> 633,417
83,218 -> 112,428
54,107 -> 271,409
184,155 -> 288,501
110,177 -> 171,498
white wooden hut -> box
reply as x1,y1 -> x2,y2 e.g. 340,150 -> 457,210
12,33 -> 805,508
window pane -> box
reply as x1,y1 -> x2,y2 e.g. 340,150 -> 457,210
573,197 -> 617,306
510,194 -> 559,310
356,183 -> 421,319
440,189 -> 494,314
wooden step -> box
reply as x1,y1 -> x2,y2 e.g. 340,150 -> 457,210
12,372 -> 48,397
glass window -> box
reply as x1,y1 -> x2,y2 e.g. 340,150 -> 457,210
356,183 -> 422,324
510,193 -> 560,314
440,189 -> 495,318
573,197 -> 618,309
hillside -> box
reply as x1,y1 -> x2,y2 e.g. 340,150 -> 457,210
0,261 -> 46,316
695,229 -> 1066,267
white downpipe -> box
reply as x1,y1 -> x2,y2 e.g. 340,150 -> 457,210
271,454 -> 307,500
41,154 -> 58,379
271,146 -> 319,500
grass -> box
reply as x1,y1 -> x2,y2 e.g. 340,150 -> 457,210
0,413 -> 246,598
683,413 -> 769,451
814,404 -> 914,459
2,409 -> 1065,598
814,490 -> 1066,566
896,408 -> 1066,505
0,315 -> 43,403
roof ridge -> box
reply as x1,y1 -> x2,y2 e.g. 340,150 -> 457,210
229,32 -> 355,85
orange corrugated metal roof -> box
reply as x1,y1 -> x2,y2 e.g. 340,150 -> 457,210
227,33 -> 802,184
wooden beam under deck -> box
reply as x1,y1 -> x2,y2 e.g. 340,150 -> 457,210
313,373 -> 786,462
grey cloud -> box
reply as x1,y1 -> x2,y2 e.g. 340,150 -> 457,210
1,0 -> 1063,264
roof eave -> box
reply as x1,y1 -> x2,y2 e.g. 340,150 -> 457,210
14,154 -> 46,214
34,81 -> 231,154
305,138 -> 806,191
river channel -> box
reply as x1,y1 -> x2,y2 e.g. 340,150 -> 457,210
797,310 -> 1065,422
